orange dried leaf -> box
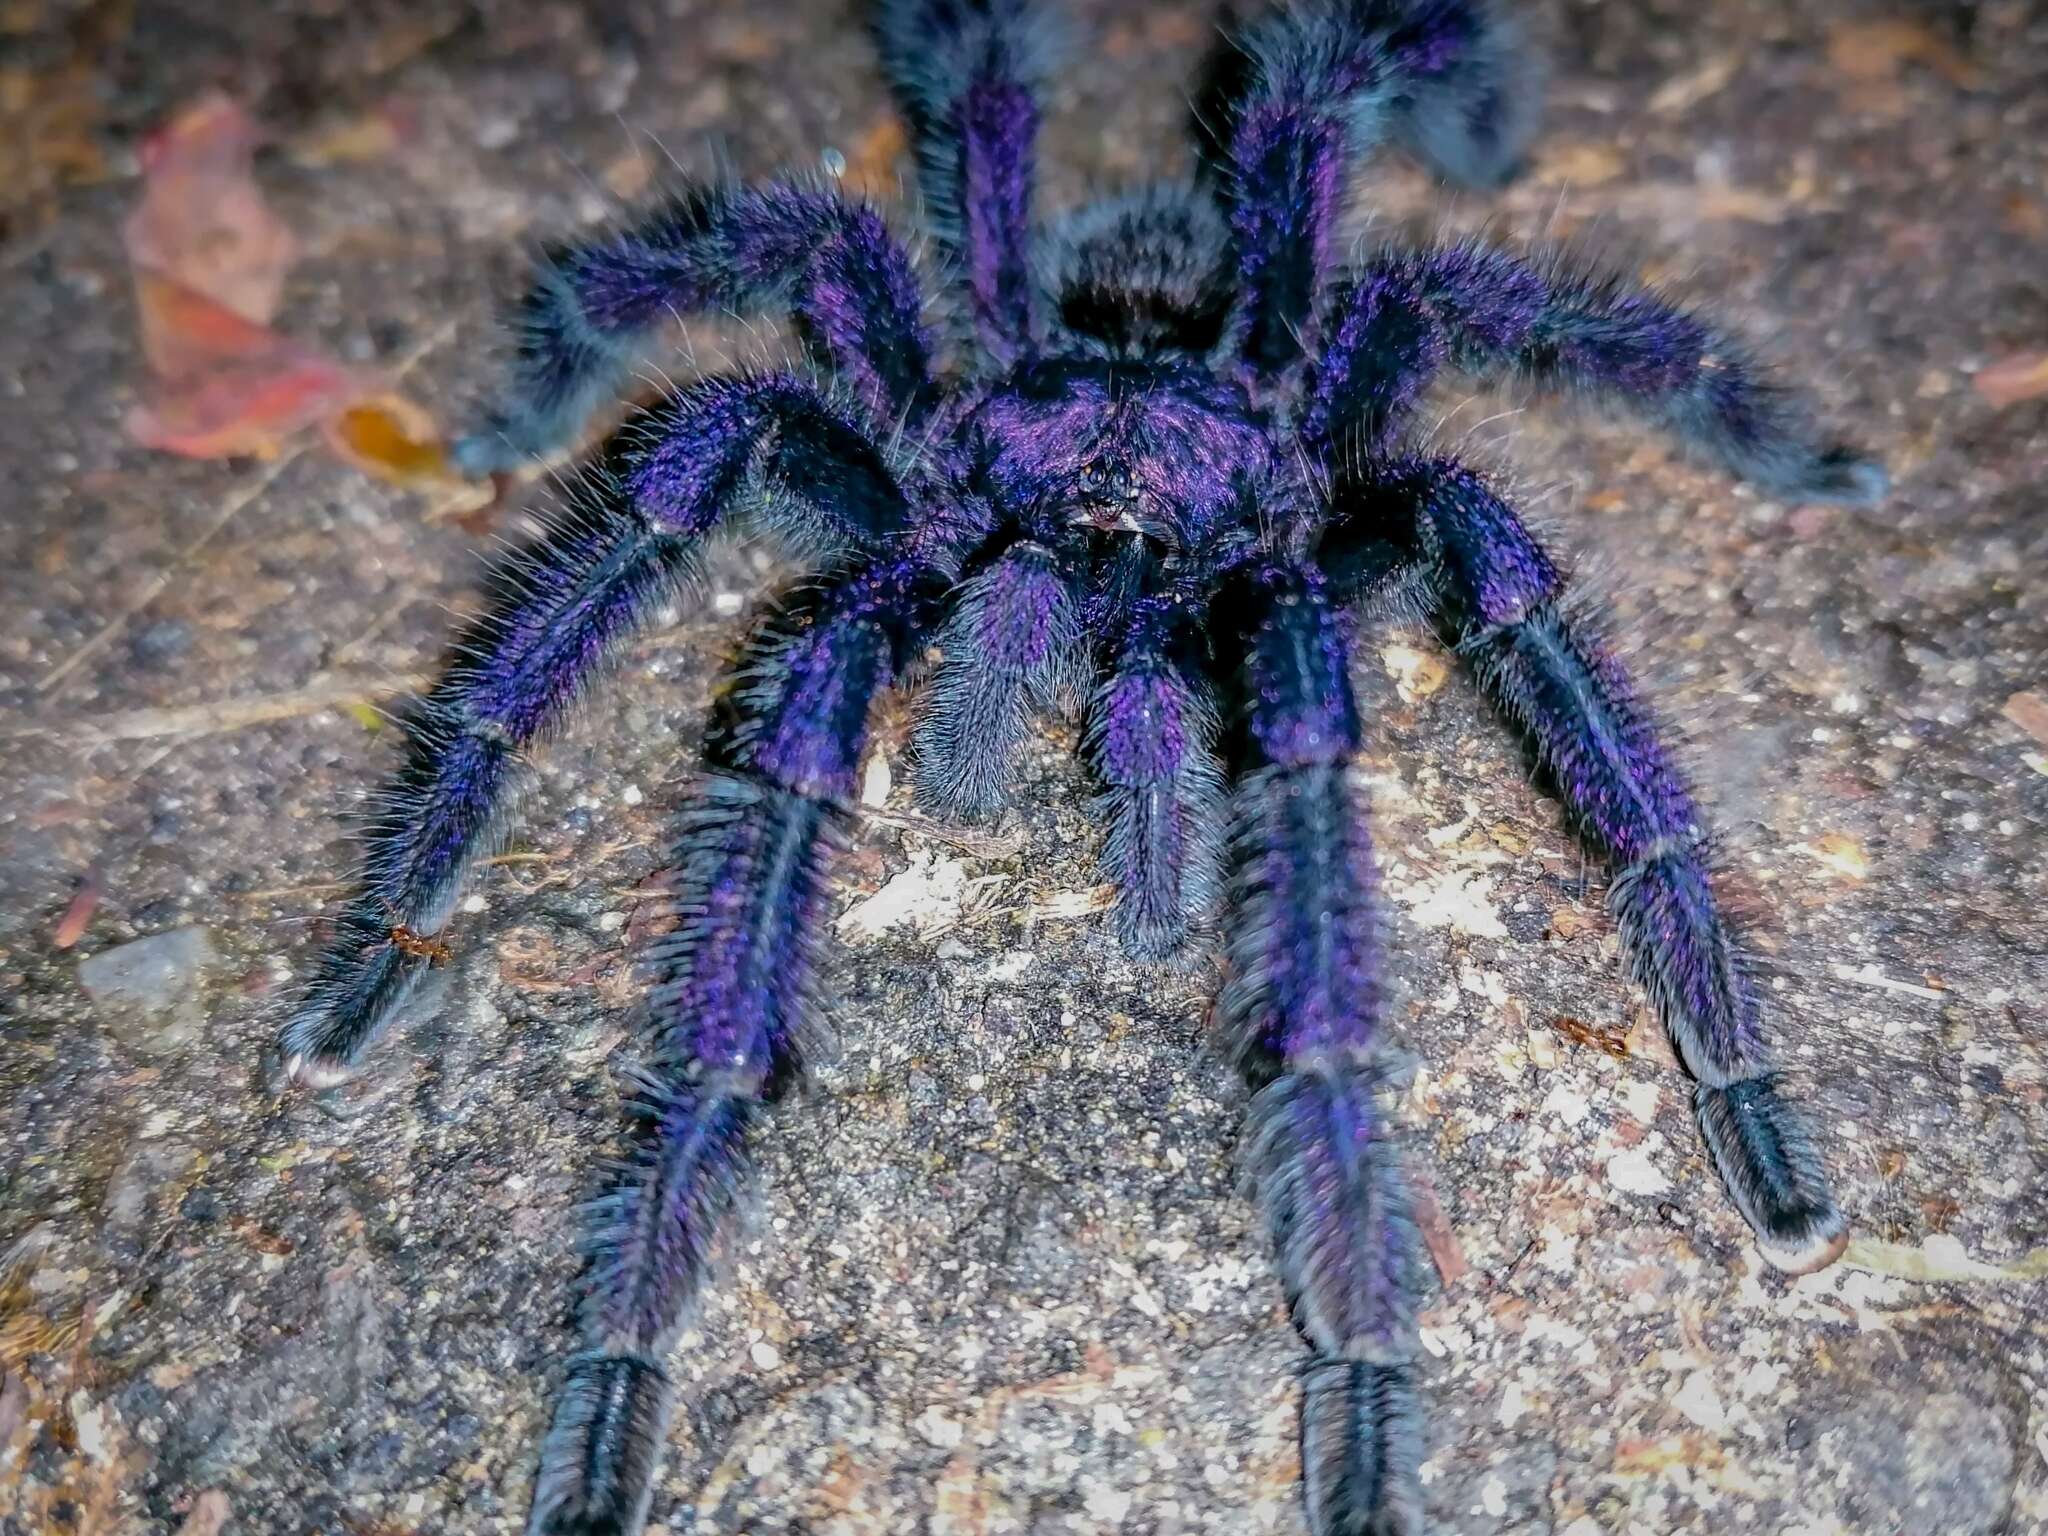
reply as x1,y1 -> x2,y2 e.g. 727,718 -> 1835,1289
1408,1175 -> 1469,1286
1826,20 -> 1983,90
323,395 -> 453,485
839,114 -> 909,201
2003,691 -> 2048,749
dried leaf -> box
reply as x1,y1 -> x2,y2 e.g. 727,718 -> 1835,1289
51,875 -> 99,950
1843,1233 -> 2048,1283
323,395 -> 453,485
121,93 -> 462,489
130,268 -> 288,380
2002,691 -> 2048,749
123,93 -> 295,327
176,1490 -> 233,1536
1803,832 -> 1870,882
1024,885 -> 1116,923
1648,54 -> 1742,115
287,99 -> 415,167
837,114 -> 909,201
1973,353 -> 2048,409
1826,20 -> 1983,90
1548,905 -> 1596,940
125,291 -> 369,459
1533,141 -> 1626,187
1408,1175 -> 1469,1285
1380,641 -> 1449,703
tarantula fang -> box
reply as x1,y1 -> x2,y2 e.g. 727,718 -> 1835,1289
281,1 -> 1882,1530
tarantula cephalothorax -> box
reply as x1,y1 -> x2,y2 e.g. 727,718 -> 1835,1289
281,1 -> 1884,1530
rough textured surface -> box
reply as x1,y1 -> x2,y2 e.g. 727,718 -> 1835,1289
2,1 -> 2045,1533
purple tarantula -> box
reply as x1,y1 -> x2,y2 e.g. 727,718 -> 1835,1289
281,0 -> 1884,1530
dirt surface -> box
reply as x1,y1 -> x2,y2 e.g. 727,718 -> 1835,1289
3,1 -> 2045,1533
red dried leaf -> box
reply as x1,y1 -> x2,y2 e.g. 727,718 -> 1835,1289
1974,353 -> 2048,410
52,875 -> 100,950
1408,1173 -> 1469,1286
121,94 -> 452,475
2003,691 -> 2048,749
123,93 -> 295,331
126,274 -> 369,459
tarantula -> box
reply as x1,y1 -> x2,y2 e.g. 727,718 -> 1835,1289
281,0 -> 1884,1530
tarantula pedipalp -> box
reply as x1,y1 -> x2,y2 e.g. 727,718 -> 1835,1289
281,0 -> 1884,1531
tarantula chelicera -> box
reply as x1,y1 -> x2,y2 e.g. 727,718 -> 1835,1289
282,0 -> 1884,1530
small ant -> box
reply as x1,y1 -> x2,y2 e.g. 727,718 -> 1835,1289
1549,1014 -> 1631,1060
371,901 -> 453,966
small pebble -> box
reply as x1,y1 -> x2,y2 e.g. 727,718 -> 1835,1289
79,928 -> 216,1038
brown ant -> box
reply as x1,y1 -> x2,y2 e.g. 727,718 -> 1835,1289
371,901 -> 453,966
1549,1014 -> 1631,1060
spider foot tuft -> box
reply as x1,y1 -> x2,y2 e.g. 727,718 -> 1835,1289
528,1353 -> 673,1536
1696,1076 -> 1847,1274
1785,446 -> 1891,507
1300,1358 -> 1424,1536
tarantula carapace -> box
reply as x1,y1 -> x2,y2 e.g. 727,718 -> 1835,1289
281,1 -> 1883,1530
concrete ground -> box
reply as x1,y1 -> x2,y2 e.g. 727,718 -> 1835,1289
2,0 -> 2044,1532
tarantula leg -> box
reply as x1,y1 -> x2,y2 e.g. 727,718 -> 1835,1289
1305,243 -> 1889,504
1086,599 -> 1225,959
1219,565 -> 1426,1536
1202,0 -> 1541,373
454,181 -> 935,473
912,538 -> 1080,817
281,375 -> 906,1089
875,0 -> 1052,360
534,566 -> 924,1536
1378,458 -> 1845,1270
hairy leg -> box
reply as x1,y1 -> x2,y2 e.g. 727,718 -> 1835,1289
1304,242 -> 1888,503
453,182 -> 935,472
1218,563 -> 1426,1536
1198,0 -> 1540,373
1086,595 -> 1225,959
874,0 -> 1054,361
281,374 -> 906,1087
912,537 -> 1081,816
1354,457 -> 1846,1270
533,567 -> 923,1536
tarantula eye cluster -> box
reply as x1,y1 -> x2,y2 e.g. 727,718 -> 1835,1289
281,1 -> 1882,1531
1076,453 -> 1137,504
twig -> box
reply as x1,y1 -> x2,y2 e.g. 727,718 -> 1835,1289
37,318 -> 459,697
38,452 -> 308,696
862,807 -> 1027,859
1830,963 -> 1946,1002
11,672 -> 431,744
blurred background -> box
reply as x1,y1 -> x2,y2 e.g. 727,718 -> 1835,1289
1,1 -> 2043,1532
